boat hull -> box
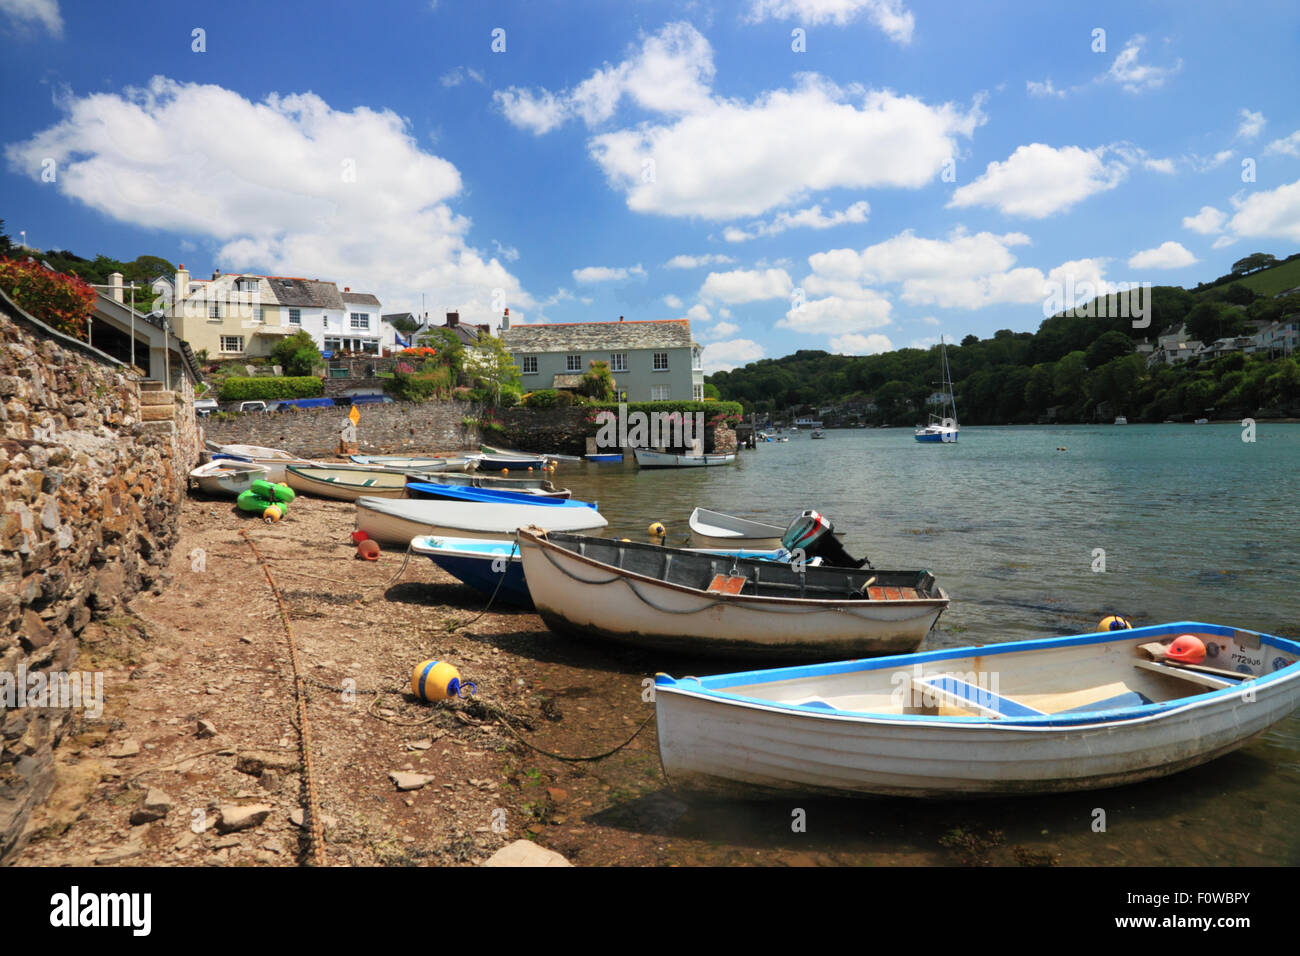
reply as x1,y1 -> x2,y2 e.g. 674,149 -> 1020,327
635,449 -> 735,468
356,497 -> 607,546
286,466 -> 408,501
518,534 -> 944,660
412,537 -> 533,608
190,461 -> 270,497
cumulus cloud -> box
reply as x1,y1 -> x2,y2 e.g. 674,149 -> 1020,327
700,267 -> 793,304
702,338 -> 765,372
1127,241 -> 1198,270
664,253 -> 736,269
949,143 -> 1126,218
663,293 -> 683,309
4,75 -> 530,327
572,264 -> 646,283
1104,36 -> 1181,93
1182,205 -> 1226,235
723,201 -> 870,242
1236,109 -> 1266,141
0,0 -> 61,37
831,332 -> 894,354
779,288 -> 892,334
705,320 -> 740,339
1026,79 -> 1065,99
1265,130 -> 1300,158
686,303 -> 712,322
746,0 -> 915,44
1226,176 -> 1300,243
496,23 -> 982,221
440,66 -> 485,88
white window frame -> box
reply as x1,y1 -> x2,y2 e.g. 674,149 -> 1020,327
653,351 -> 669,371
288,308 -> 302,325
350,312 -> 370,330
692,348 -> 702,371
693,384 -> 704,401
252,306 -> 264,323
220,336 -> 244,354
651,384 -> 670,401
521,355 -> 538,375
209,303 -> 221,320
566,353 -> 582,372
610,352 -> 628,373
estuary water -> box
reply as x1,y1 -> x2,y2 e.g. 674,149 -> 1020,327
541,423 -> 1300,866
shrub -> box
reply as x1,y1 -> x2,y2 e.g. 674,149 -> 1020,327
0,257 -> 97,338
270,329 -> 322,376
524,389 -> 558,408
577,360 -> 616,401
217,376 -> 324,402
385,364 -> 452,402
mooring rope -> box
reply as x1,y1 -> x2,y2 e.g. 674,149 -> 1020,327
240,529 -> 327,867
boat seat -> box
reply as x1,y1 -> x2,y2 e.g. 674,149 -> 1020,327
912,675 -> 1045,719
864,586 -> 920,601
1133,659 -> 1246,690
706,574 -> 748,595
1056,690 -> 1152,714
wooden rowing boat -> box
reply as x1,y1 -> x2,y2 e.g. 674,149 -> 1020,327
285,465 -> 408,501
189,459 -> 270,497
654,621 -> 1300,798
515,529 -> 947,660
634,448 -> 734,468
355,496 -> 608,546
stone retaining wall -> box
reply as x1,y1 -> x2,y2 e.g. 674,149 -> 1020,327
0,303 -> 197,864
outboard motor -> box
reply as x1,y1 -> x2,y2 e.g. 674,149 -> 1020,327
780,510 -> 871,569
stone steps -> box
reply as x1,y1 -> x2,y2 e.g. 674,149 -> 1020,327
139,390 -> 175,407
140,404 -> 175,421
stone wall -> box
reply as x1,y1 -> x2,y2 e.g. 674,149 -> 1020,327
203,400 -> 484,457
0,300 -> 197,864
497,407 -> 593,455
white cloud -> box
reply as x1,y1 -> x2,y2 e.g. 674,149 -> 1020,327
572,264 -> 646,283
0,0 -> 61,37
831,332 -> 894,354
1127,241 -> 1198,270
664,253 -> 736,269
779,289 -> 893,334
441,66 -> 485,88
1237,109 -> 1266,141
746,0 -> 915,43
1211,235 -> 1238,249
1026,79 -> 1065,99
919,315 -> 940,326
908,335 -> 940,349
3,76 -> 530,328
706,321 -> 740,339
1143,157 -> 1176,174
1188,149 -> 1234,172
1265,131 -> 1300,158
497,24 -> 982,221
494,87 -> 569,135
700,267 -> 793,304
1226,176 -> 1300,243
663,293 -> 683,309
949,143 -> 1126,218
702,338 -> 764,372
1105,36 -> 1182,93
687,303 -> 712,322
723,201 -> 870,242
1182,205 -> 1226,235
492,239 -> 519,262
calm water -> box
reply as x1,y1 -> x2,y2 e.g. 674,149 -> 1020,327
542,424 -> 1300,865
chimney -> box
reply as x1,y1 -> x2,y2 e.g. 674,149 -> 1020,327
344,287 -> 350,293
501,308 -> 510,331
175,265 -> 190,310
619,315 -> 624,322
446,311 -> 459,328
211,269 -> 220,280
109,272 -> 124,303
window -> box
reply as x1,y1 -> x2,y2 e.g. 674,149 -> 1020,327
209,303 -> 221,320
653,351 -> 669,371
566,354 -> 582,372
693,384 -> 704,401
220,336 -> 244,353
521,355 -> 538,375
252,306 -> 264,323
692,348 -> 702,370
238,277 -> 259,293
651,384 -> 670,401
610,352 -> 628,372
350,313 -> 370,330
289,308 -> 301,325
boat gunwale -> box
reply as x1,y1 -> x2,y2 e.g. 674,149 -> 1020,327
517,528 -> 949,610
654,621 -> 1300,728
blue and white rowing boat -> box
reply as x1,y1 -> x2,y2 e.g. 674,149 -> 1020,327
585,453 -> 624,463
404,481 -> 597,509
655,621 -> 1300,798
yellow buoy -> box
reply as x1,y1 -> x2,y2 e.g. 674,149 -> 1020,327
1097,615 -> 1132,632
501,467 -> 509,475
411,660 -> 473,702
527,466 -> 534,472
648,521 -> 666,538
262,504 -> 282,523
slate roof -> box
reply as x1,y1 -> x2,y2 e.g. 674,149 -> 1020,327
502,319 -> 693,353
342,292 -> 381,307
265,277 -> 345,310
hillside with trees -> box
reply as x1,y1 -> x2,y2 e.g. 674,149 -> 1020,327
709,254 -> 1300,425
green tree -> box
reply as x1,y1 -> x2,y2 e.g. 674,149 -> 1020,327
418,327 -> 465,376
1185,301 -> 1246,343
1231,253 -> 1277,275
1085,330 -> 1134,369
462,331 -> 521,405
577,359 -> 616,401
270,329 -> 322,376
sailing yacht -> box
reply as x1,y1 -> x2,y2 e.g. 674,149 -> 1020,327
914,337 -> 959,443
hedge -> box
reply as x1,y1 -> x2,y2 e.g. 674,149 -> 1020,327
218,376 -> 324,402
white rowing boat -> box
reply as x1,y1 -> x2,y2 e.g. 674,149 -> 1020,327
355,497 -> 608,546
189,459 -> 270,497
688,507 -> 786,548
285,465 -> 409,501
202,442 -> 319,482
515,529 -> 947,660
654,621 -> 1300,798
634,448 -> 735,468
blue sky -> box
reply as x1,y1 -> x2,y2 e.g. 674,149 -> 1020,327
3,0 -> 1299,371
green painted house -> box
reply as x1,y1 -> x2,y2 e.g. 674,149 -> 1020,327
501,317 -> 704,401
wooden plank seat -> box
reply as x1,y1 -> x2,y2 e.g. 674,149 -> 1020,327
1134,659 -> 1247,690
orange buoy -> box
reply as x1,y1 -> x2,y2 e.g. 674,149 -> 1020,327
357,539 -> 380,561
1166,634 -> 1206,665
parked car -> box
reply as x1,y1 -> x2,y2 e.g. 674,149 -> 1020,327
237,401 -> 268,413
194,398 -> 218,417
